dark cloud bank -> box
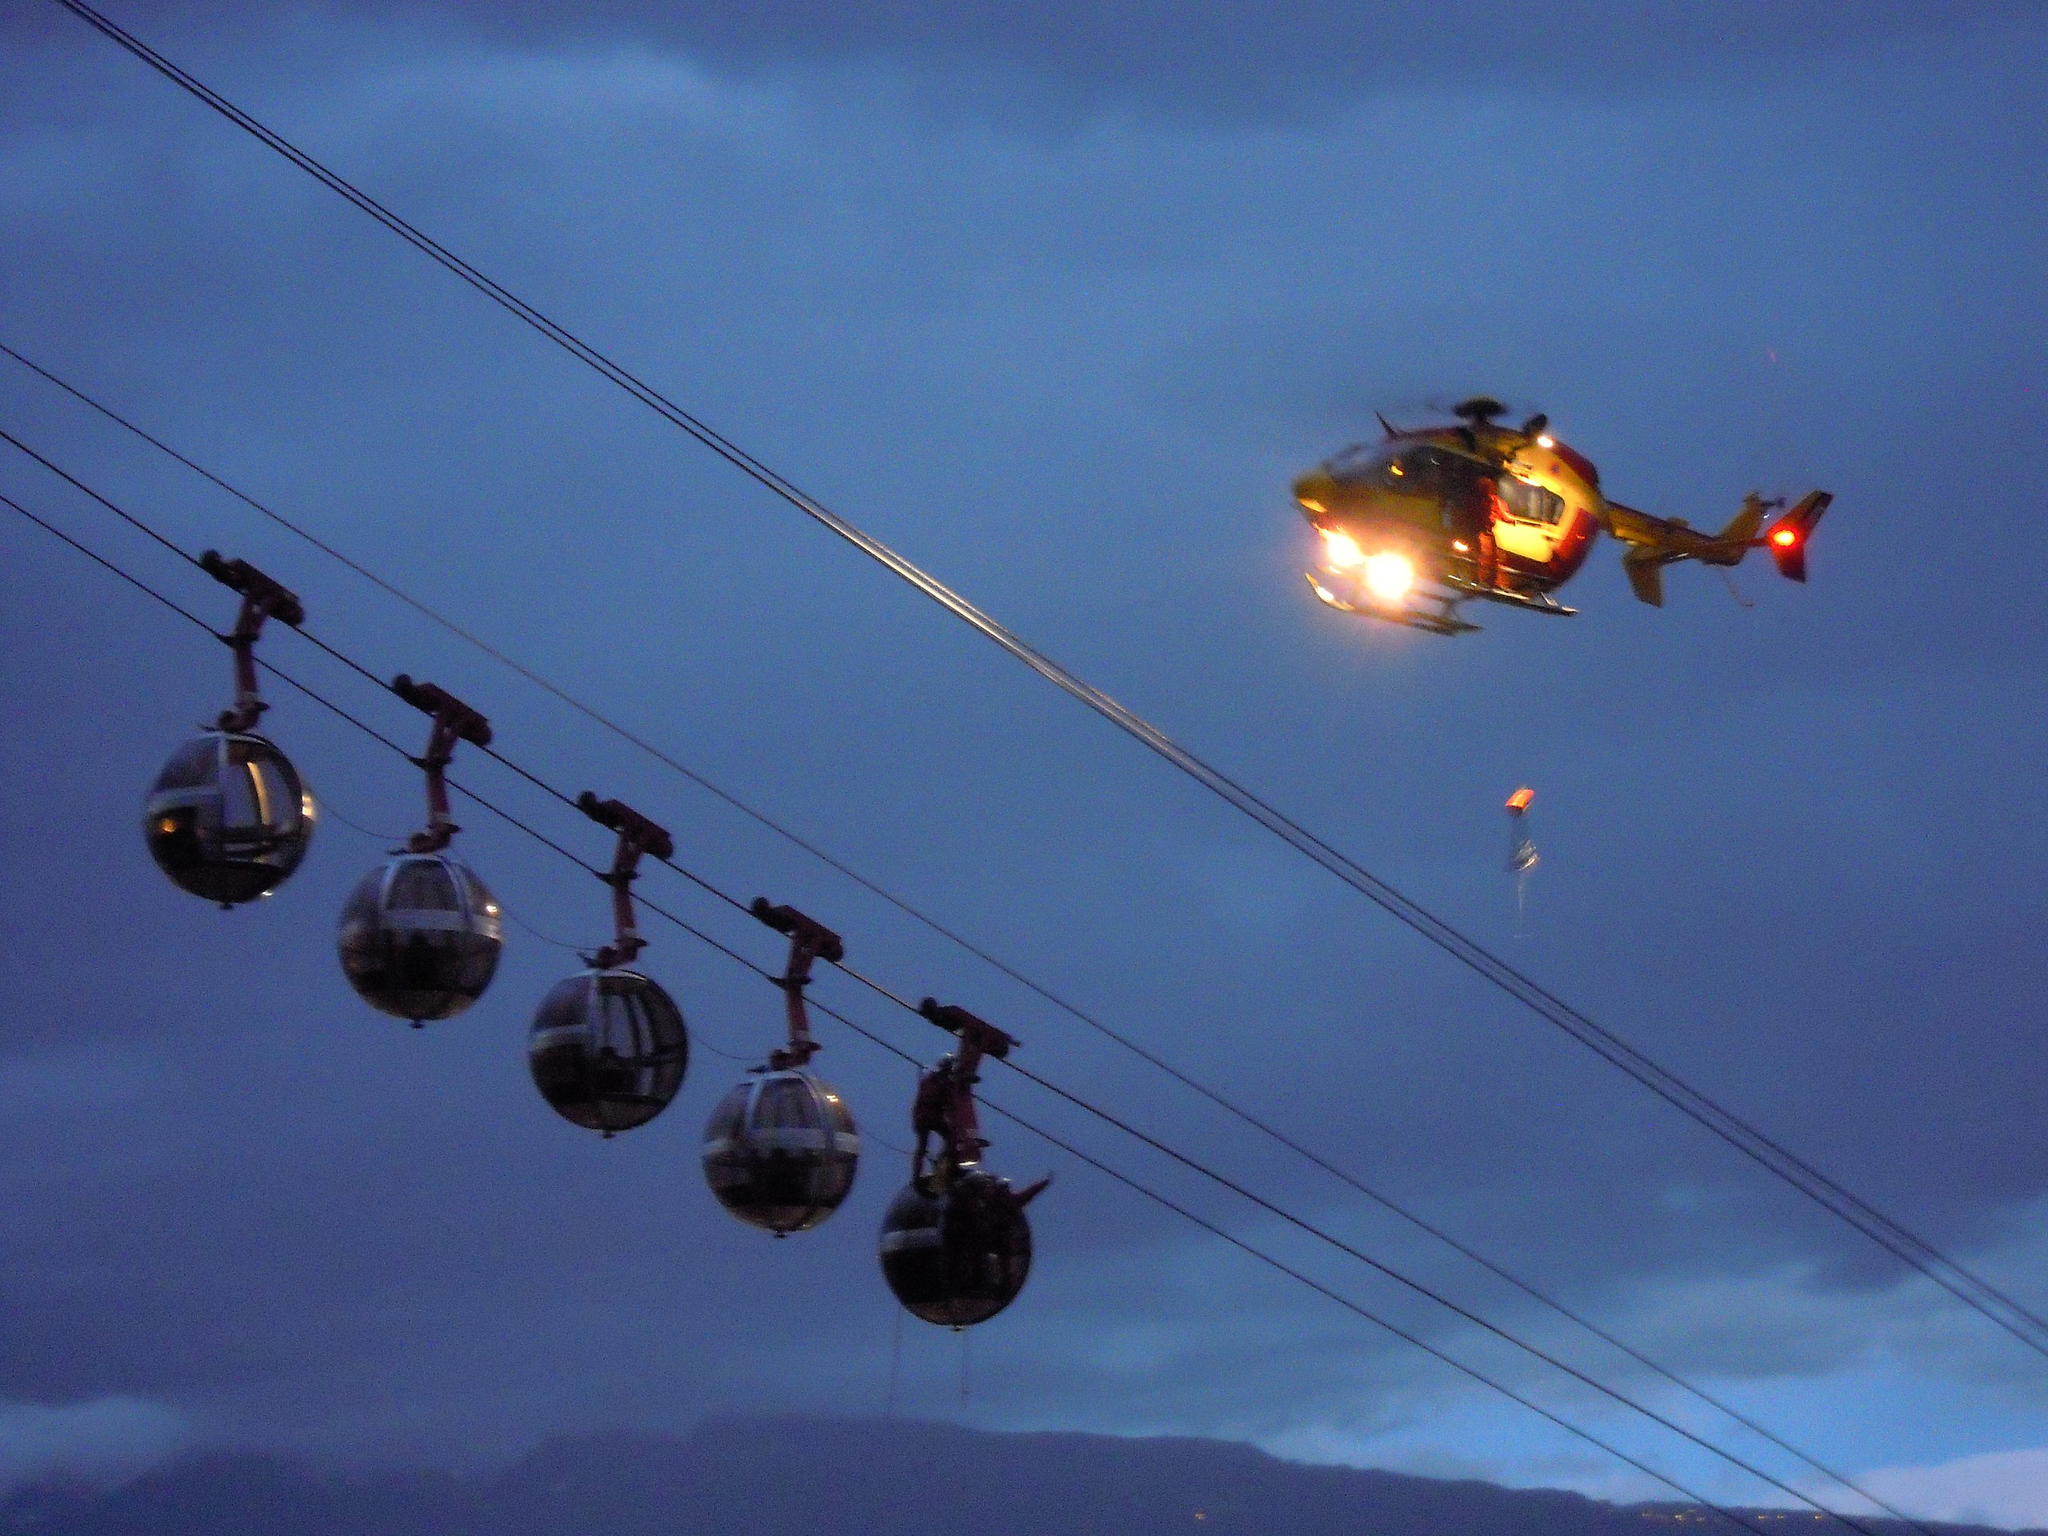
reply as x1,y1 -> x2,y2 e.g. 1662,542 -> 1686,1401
11,1 -> 2037,129
2,0 -> 2047,1512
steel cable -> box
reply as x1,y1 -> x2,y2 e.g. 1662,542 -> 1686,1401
0,347 -> 1947,1527
42,0 -> 2048,1365
0,485 -> 1793,1531
0,484 -> 1897,1530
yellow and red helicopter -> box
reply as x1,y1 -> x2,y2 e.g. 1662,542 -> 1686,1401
1293,397 -> 1832,635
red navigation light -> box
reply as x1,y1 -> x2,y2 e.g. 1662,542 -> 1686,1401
1770,526 -> 1799,548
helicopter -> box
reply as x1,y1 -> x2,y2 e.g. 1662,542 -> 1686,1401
1292,397 -> 1832,636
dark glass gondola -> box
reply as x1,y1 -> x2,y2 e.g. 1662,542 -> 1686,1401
529,968 -> 689,1135
703,1069 -> 860,1233
703,898 -> 861,1233
529,794 -> 686,1137
879,1170 -> 1034,1327
144,730 -> 315,907
879,999 -> 1046,1326
338,854 -> 502,1024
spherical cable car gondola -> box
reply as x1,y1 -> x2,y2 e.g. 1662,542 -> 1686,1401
146,728 -> 315,906
338,854 -> 501,1023
336,677 -> 503,1025
530,968 -> 688,1133
144,553 -> 315,907
702,899 -> 860,1234
879,999 -> 1048,1328
880,1169 -> 1036,1329
528,793 -> 688,1136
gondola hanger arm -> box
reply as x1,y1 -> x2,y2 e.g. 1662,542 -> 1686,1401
199,550 -> 301,732
390,674 -> 490,853
576,791 -> 672,968
750,898 -> 843,1067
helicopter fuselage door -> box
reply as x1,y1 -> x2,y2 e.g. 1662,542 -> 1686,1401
1491,472 -> 1570,567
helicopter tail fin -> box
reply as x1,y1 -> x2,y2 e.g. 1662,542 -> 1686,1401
1717,494 -> 1770,547
1621,551 -> 1665,607
1763,490 -> 1833,583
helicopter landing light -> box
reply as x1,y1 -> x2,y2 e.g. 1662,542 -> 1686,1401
1364,552 -> 1414,603
1452,540 -> 1470,553
1321,529 -> 1365,568
1535,434 -> 1555,449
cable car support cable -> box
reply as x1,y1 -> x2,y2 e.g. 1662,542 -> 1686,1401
0,486 -> 1797,1532
0,487 -> 1917,1531
41,0 -> 2048,1367
0,355 -> 1963,1527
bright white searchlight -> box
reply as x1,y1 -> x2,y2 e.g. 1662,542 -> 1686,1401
1321,529 -> 1364,568
1364,552 -> 1414,603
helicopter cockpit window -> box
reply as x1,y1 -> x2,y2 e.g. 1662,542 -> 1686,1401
1328,445 -> 1451,499
1497,475 -> 1565,525
1392,448 -> 1453,499
1324,444 -> 1385,481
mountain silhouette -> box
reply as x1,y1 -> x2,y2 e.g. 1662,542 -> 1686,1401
0,1416 -> 2016,1536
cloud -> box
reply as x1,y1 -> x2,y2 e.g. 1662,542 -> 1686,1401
12,2 -> 2040,138
1865,1447 -> 2048,1531
86,2 -> 2048,123
0,0 -> 2045,1493
0,1397 -> 195,1491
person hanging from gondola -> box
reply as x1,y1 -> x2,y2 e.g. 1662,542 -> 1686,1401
880,1000 -> 1048,1328
910,1052 -> 962,1190
1505,786 -> 1538,932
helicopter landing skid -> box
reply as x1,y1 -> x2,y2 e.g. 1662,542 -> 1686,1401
1305,573 -> 1481,636
1440,575 -> 1578,618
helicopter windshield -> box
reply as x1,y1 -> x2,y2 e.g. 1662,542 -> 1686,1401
1327,444 -> 1473,502
1325,444 -> 1391,480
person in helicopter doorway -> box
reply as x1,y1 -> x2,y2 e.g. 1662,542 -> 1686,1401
1441,462 -> 1505,591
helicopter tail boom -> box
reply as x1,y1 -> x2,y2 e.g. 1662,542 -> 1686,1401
1607,489 -> 1833,602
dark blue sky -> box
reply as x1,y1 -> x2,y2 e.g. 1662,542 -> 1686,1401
2,1 -> 2046,1524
